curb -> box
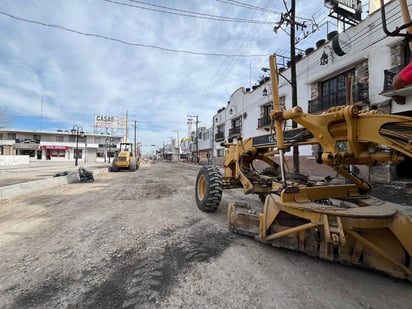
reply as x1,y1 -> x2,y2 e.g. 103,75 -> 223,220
0,167 -> 109,201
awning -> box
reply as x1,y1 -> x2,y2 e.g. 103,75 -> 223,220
181,137 -> 191,143
13,144 -> 40,150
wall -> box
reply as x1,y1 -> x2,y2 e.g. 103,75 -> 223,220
0,155 -> 30,166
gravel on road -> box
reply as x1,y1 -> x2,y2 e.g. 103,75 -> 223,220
0,161 -> 411,309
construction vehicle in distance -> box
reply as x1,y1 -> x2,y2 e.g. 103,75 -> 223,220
111,142 -> 139,172
195,52 -> 412,280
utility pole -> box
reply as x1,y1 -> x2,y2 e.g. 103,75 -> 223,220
125,110 -> 128,142
188,114 -> 199,162
173,130 -> 180,161
273,0 -> 301,174
134,120 -> 137,157
290,0 -> 299,174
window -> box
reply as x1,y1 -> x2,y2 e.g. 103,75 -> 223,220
56,136 -> 64,142
258,104 -> 272,128
262,104 -> 272,117
8,133 -> 16,140
217,149 -> 225,157
215,125 -> 225,141
321,69 -> 355,108
229,117 -> 241,136
49,149 -> 66,157
96,150 -> 105,158
33,134 -> 41,142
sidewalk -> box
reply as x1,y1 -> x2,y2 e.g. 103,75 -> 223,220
0,160 -> 111,187
0,160 -> 111,201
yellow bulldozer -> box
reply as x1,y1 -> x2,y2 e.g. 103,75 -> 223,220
111,142 -> 139,172
195,50 -> 412,280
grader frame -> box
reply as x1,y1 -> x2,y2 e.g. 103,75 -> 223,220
195,55 -> 412,281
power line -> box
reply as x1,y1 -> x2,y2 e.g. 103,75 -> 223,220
103,0 -> 276,25
192,1 -> 271,111
0,10 -> 270,58
215,0 -> 284,16
216,0 -> 312,21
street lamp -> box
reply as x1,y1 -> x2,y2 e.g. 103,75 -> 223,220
105,137 -> 113,163
71,125 -> 85,166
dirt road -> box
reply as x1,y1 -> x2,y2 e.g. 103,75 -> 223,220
0,161 -> 411,309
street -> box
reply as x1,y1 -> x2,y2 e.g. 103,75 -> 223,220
0,161 -> 411,309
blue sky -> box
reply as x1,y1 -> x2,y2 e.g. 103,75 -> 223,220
0,0 -> 337,151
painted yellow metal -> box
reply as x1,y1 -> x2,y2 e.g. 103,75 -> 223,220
221,52 -> 412,280
197,174 -> 206,201
229,193 -> 412,280
196,0 -> 412,280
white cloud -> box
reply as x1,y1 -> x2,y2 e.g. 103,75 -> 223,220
0,0 -> 329,151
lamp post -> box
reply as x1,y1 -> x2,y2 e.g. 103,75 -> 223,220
106,137 -> 112,163
71,125 -> 85,166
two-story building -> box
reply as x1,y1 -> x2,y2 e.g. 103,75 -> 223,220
211,0 -> 412,183
0,128 -> 123,163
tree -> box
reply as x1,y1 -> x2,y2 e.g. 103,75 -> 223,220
0,106 -> 11,128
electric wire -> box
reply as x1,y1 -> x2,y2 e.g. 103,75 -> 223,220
283,3 -> 410,80
214,4 -> 411,122
0,10 -> 270,58
192,0 -> 278,112
103,0 -> 276,24
215,0 -> 312,21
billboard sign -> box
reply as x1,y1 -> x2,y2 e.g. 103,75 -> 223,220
369,0 -> 390,14
94,115 -> 127,129
325,0 -> 362,22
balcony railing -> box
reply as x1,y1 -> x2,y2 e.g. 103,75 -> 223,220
215,132 -> 225,141
309,84 -> 370,114
229,126 -> 241,136
257,115 -> 271,128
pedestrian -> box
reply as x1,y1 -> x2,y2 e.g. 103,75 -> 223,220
392,61 -> 412,89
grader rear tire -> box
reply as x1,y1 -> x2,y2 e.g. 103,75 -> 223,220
195,165 -> 223,213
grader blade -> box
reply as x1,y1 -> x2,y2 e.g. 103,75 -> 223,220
227,193 -> 412,281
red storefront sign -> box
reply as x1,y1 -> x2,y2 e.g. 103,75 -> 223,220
41,145 -> 69,150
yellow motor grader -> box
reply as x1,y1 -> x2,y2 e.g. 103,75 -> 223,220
195,54 -> 412,281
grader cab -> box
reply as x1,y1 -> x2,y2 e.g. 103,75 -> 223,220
195,54 -> 412,281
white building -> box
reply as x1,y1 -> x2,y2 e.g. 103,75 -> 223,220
210,0 -> 412,182
0,128 -> 123,163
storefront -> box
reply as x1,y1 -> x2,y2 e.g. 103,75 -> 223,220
13,143 -> 40,158
42,145 -> 69,160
